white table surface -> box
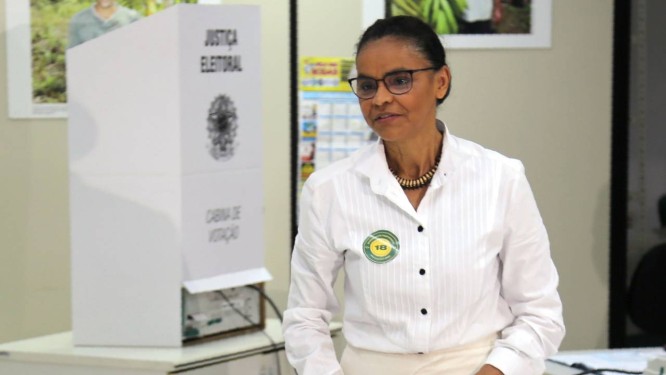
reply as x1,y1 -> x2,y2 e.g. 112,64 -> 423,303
0,319 -> 343,373
545,347 -> 665,375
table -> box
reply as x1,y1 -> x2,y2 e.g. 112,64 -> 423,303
0,319 -> 343,375
545,347 -> 665,375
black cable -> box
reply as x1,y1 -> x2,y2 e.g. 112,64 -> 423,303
217,291 -> 282,375
546,358 -> 574,368
246,284 -> 284,323
245,285 -> 297,375
571,361 -> 596,372
573,369 -> 642,375
547,358 -> 643,375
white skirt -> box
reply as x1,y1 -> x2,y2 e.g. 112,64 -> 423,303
340,333 -> 498,375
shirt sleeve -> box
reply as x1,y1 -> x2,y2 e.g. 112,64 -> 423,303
282,179 -> 345,375
485,162 -> 566,375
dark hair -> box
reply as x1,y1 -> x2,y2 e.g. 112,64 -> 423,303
355,16 -> 450,104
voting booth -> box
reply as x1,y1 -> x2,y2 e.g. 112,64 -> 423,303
67,4 -> 270,347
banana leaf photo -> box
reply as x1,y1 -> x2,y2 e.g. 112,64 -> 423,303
377,0 -> 551,49
388,0 -> 531,35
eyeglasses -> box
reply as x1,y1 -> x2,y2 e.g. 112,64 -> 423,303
348,67 -> 437,99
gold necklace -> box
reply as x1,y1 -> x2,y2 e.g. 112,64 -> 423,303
389,153 -> 441,190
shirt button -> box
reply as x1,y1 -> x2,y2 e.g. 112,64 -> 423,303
419,269 -> 426,275
417,225 -> 424,232
421,308 -> 428,315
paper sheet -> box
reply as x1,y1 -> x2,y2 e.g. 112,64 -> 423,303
549,348 -> 665,373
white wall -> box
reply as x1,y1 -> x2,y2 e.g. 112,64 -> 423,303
443,1 -> 613,350
1,0 -> 613,354
0,2 -> 72,340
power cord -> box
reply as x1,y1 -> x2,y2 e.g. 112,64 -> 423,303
547,358 -> 643,375
245,285 -> 298,375
246,284 -> 284,323
217,290 -> 283,375
573,369 -> 642,375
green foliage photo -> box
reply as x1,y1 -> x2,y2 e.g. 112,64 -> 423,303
30,0 -> 197,103
389,0 -> 531,36
390,0 -> 469,35
31,0 -> 86,103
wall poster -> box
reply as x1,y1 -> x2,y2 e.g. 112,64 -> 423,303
363,0 -> 552,49
5,0 -> 220,119
297,57 -> 375,194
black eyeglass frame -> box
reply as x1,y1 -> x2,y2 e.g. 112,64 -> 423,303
347,66 -> 438,99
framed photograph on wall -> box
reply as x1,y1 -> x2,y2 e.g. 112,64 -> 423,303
4,0 -> 212,119
362,0 -> 552,49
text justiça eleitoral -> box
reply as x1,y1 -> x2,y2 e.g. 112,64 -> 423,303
201,29 -> 243,73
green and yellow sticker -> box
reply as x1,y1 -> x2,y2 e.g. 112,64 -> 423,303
363,230 -> 400,264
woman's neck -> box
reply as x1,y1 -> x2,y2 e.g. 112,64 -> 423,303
384,127 -> 443,179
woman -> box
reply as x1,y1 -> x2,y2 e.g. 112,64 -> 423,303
283,16 -> 564,375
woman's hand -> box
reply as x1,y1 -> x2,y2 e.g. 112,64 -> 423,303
475,364 -> 504,375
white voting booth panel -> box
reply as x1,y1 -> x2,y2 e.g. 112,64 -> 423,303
67,4 -> 270,347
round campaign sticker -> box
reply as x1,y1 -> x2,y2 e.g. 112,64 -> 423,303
362,230 -> 400,264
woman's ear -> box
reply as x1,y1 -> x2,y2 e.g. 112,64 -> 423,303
435,66 -> 451,100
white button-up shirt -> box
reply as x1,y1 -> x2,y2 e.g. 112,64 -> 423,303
283,124 -> 565,375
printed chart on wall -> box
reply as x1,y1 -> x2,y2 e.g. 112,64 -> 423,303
5,0 -> 220,119
298,57 -> 376,197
